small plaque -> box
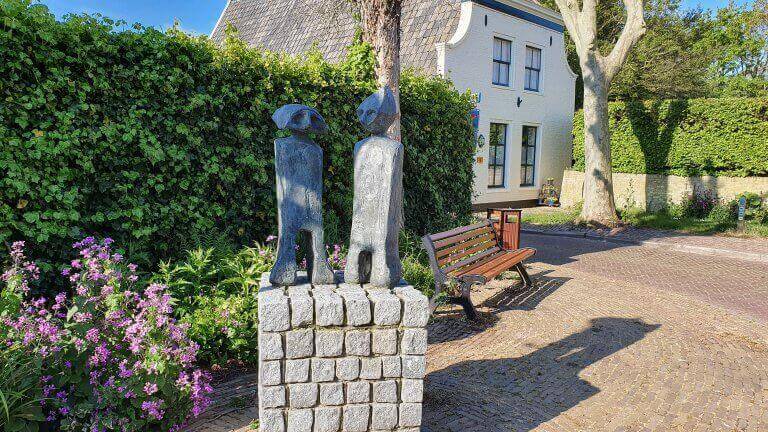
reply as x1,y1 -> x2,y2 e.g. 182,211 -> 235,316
477,156 -> 484,164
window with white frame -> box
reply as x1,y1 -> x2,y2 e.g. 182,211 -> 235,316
492,37 -> 512,86
524,46 -> 542,92
520,125 -> 537,186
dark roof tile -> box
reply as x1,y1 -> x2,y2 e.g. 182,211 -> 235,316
211,0 -> 463,73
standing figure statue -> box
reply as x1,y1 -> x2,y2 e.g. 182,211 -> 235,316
345,87 -> 404,288
269,104 -> 335,286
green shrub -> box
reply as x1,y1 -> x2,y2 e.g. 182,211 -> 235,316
573,98 -> 768,177
153,244 -> 275,365
706,204 -> 735,226
728,192 -> 767,223
0,1 -> 475,270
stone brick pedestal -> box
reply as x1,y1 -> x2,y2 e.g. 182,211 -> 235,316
258,272 -> 429,432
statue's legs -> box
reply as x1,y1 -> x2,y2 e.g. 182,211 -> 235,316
270,230 -> 298,286
344,244 -> 361,284
309,227 -> 334,285
369,249 -> 401,288
345,244 -> 373,284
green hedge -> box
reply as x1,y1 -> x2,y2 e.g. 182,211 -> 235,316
573,98 -> 768,177
0,1 -> 475,269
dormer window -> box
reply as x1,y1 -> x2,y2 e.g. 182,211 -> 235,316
492,37 -> 512,86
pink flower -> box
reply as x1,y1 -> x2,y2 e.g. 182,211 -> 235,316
144,383 -> 158,395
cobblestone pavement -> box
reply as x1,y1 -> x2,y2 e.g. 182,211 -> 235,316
186,237 -> 768,432
519,207 -> 768,262
524,233 -> 768,322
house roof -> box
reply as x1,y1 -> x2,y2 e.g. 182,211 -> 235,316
210,0 -> 464,74
210,0 -> 559,74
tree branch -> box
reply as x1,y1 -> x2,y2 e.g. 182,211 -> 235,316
554,0 -> 587,55
603,0 -> 647,81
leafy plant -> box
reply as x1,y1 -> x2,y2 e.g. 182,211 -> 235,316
0,0 -> 475,271
0,347 -> 45,432
153,241 -> 277,365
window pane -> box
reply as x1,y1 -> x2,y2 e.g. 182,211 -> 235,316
493,39 -> 502,60
525,47 -> 532,67
500,64 -> 509,85
520,167 -> 527,185
496,147 -> 505,165
502,41 -> 511,62
531,70 -> 539,90
527,147 -> 535,164
533,48 -> 541,69
527,170 -> 534,185
493,63 -> 500,84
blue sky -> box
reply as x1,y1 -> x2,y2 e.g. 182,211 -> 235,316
42,0 -> 751,36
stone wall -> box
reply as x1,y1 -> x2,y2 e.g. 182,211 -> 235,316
258,273 -> 429,432
560,170 -> 768,211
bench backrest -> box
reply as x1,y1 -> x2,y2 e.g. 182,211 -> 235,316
421,220 -> 502,283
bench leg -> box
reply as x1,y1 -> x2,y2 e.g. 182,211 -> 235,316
515,263 -> 533,288
449,281 -> 478,320
449,295 -> 478,320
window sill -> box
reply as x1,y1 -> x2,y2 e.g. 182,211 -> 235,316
491,84 -> 515,92
522,89 -> 543,96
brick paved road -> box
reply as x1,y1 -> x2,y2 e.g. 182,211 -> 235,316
524,233 -> 768,323
186,236 -> 768,432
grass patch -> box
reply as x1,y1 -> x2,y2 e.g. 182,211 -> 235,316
522,207 -> 582,226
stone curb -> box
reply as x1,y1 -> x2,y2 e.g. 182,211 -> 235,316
521,228 -> 768,264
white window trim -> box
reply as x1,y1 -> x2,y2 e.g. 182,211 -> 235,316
522,41 -> 545,96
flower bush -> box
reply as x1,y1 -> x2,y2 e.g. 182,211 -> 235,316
669,189 -> 719,219
1,239 -> 212,432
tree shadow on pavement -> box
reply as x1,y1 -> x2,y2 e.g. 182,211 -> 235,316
423,317 -> 660,432
525,233 -> 630,266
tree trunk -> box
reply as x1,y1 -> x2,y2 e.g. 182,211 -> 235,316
358,0 -> 402,141
580,55 -> 618,225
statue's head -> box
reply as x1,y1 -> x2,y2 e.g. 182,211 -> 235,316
357,87 -> 399,135
272,104 -> 328,135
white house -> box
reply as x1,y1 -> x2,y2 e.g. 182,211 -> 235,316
211,0 -> 576,209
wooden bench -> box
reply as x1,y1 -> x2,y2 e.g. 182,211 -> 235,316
421,219 -> 536,320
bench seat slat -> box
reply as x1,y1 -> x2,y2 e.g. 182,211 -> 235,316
428,221 -> 490,242
435,233 -> 495,259
446,248 -> 505,277
442,247 -> 501,275
477,248 -> 536,281
452,249 -> 525,279
433,225 -> 494,249
437,239 -> 498,267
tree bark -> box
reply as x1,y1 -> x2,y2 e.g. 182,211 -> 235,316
356,0 -> 402,141
580,55 -> 617,224
553,0 -> 646,226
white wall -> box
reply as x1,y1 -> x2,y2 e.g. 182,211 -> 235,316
437,0 -> 576,206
